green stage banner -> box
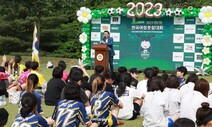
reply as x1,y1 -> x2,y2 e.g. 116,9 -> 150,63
90,16 -> 204,71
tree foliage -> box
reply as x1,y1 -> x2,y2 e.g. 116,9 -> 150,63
0,0 -> 211,57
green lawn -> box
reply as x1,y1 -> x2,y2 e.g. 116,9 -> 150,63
2,56 -> 212,126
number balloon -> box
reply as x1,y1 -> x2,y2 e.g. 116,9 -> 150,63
127,2 -> 136,18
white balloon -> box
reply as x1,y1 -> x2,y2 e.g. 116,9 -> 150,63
83,18 -> 88,24
198,12 -> 204,19
77,10 -> 82,17
78,16 -> 83,22
87,14 -> 92,20
127,2 -> 135,18
80,7 -> 86,11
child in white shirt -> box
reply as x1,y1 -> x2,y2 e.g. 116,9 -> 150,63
180,78 -> 210,122
142,76 -> 179,127
137,68 -> 154,95
164,74 -> 182,117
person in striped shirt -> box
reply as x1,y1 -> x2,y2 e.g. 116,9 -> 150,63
12,93 -> 48,127
52,82 -> 97,127
90,75 -> 123,127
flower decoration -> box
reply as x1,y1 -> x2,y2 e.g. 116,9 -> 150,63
202,35 -> 212,47
203,58 -> 211,65
81,53 -> 87,61
199,6 -> 212,24
202,47 -> 210,55
77,7 -> 92,23
79,32 -> 87,44
81,46 -> 87,53
116,7 -> 123,15
165,8 -> 173,17
108,8 -> 115,15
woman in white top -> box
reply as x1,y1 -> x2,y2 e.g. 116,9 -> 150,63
142,76 -> 179,127
180,78 -> 210,122
164,74 -> 182,117
137,68 -> 154,95
180,73 -> 198,97
116,72 -> 143,120
196,102 -> 212,127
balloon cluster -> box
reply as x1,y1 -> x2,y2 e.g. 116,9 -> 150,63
91,7 -> 127,18
162,7 -> 200,17
202,25 -> 212,73
80,24 -> 91,64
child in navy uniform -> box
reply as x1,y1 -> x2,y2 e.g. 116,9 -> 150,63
12,93 -> 48,127
52,82 -> 97,127
91,75 -> 123,127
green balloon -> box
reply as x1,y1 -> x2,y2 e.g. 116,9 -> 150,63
192,12 -> 197,17
206,69 -> 211,74
183,12 -> 188,17
204,24 -> 210,29
197,8 -> 201,13
203,30 -> 209,34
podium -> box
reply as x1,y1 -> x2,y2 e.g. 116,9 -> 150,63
92,44 -> 109,71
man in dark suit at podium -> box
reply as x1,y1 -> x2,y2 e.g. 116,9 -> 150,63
101,30 -> 115,72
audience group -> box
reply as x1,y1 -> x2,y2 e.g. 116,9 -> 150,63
0,55 -> 212,127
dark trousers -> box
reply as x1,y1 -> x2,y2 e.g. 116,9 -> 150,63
109,55 -> 114,72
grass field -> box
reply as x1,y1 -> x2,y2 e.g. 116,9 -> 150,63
2,56 -> 212,126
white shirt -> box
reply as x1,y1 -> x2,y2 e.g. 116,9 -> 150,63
117,86 -> 142,119
137,79 -> 148,95
141,91 -> 169,127
105,38 -> 108,43
180,91 -> 209,122
180,82 -> 195,97
163,88 -> 181,117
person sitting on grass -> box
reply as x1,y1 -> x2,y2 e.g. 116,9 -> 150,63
12,93 -> 49,127
89,65 -> 104,86
90,75 -> 123,127
62,67 -> 90,107
7,61 -> 31,91
103,70 -> 116,93
180,73 -> 198,96
176,66 -> 187,87
129,68 -> 141,88
10,55 -> 26,81
45,66 -> 66,106
58,60 -> 68,81
180,78 -> 210,122
164,74 -> 182,117
137,67 -> 154,95
141,76 -> 179,127
52,82 -> 98,127
30,61 -> 46,95
20,74 -> 43,114
116,72 -> 144,120
0,66 -> 8,106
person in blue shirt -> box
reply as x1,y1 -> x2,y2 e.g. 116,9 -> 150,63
52,81 -> 97,127
20,74 -> 43,114
91,75 -> 123,127
101,30 -> 115,72
12,92 -> 48,127
176,66 -> 187,88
